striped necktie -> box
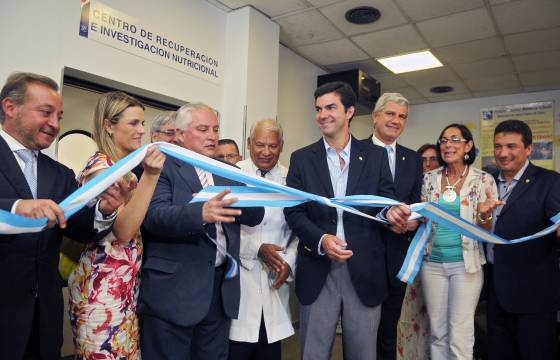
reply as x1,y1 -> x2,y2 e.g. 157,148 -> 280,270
16,149 -> 37,198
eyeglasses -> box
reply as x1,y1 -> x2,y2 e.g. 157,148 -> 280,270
216,154 -> 239,160
156,130 -> 176,137
438,136 -> 468,145
421,156 -> 438,163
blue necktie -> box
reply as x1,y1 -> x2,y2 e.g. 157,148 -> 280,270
16,149 -> 37,198
385,145 -> 395,179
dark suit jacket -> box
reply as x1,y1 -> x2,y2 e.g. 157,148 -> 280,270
138,156 -> 264,327
491,162 -> 560,313
284,136 -> 395,307
366,139 -> 423,287
0,136 -> 97,360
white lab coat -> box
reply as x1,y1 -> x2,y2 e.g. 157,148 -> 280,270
229,159 -> 298,343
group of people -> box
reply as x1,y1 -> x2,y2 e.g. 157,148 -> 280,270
0,71 -> 558,360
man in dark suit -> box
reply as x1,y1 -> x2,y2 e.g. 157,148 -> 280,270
487,119 -> 560,360
0,72 -> 124,359
368,93 -> 423,360
284,82 -> 411,359
139,103 -> 264,360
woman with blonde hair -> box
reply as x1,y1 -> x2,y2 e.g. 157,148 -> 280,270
68,91 -> 165,359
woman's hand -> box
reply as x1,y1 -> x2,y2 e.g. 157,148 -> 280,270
142,146 -> 166,175
477,188 -> 504,222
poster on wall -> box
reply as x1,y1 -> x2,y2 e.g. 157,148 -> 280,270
78,0 -> 221,83
480,101 -> 555,170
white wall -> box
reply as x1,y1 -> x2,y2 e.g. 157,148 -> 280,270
277,45 -> 326,166
1,0 -> 226,109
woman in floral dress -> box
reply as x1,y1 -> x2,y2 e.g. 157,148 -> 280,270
68,91 -> 165,359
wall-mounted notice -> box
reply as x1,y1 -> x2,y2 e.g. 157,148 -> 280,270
480,101 -> 555,170
79,0 -> 221,83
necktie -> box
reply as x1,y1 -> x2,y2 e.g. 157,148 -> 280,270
385,145 -> 395,179
196,167 -> 210,188
16,149 -> 37,198
259,169 -> 269,178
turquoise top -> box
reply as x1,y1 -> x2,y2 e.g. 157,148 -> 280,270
429,195 -> 463,263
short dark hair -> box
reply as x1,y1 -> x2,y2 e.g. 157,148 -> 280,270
218,138 -> 240,154
314,81 -> 356,113
417,143 -> 438,156
494,119 -> 532,147
0,72 -> 59,124
436,123 -> 477,166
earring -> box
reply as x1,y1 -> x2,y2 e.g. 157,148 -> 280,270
464,153 -> 469,160
108,132 -> 113,138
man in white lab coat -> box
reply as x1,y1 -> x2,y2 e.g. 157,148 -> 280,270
228,118 -> 298,360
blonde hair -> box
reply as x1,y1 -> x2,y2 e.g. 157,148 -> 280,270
92,91 -> 144,162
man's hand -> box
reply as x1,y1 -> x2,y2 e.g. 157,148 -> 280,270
258,243 -> 285,273
406,219 -> 419,232
387,204 -> 411,234
272,263 -> 291,289
202,189 -> 241,223
15,199 -> 66,229
322,234 -> 353,263
98,178 -> 129,216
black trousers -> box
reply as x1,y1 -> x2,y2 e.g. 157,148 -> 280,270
141,265 -> 230,360
228,313 -> 281,360
487,266 -> 558,360
377,280 -> 407,360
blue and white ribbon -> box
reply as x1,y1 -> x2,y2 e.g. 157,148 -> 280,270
1,142 -> 559,283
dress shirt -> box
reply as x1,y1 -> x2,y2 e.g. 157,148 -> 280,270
0,128 -> 113,230
487,160 -> 530,264
195,167 -> 227,266
318,136 -> 351,255
371,134 -> 396,167
230,158 -> 297,343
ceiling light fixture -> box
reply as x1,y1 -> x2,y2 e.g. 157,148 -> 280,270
377,50 -> 443,74
345,6 -> 381,25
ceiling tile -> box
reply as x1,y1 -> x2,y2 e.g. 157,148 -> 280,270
374,73 -> 410,89
435,37 -> 507,65
351,24 -> 427,58
319,0 -> 407,36
395,0 -> 484,22
472,88 -> 523,98
409,98 -> 429,105
427,93 -> 473,102
465,73 -> 521,91
296,38 -> 369,65
400,67 -> 459,86
277,9 -> 343,47
492,0 -> 560,35
452,57 -> 515,79
488,0 -> 522,5
307,0 -> 346,6
391,87 -> 424,100
523,84 -> 560,93
519,70 -> 560,87
220,0 -> 311,17
415,80 -> 469,97
504,27 -> 560,55
417,8 -> 496,47
326,59 -> 390,76
513,51 -> 560,73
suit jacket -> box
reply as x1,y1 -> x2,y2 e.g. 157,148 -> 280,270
0,136 -> 97,360
138,156 -> 264,327
284,136 -> 395,307
491,162 -> 560,313
366,139 -> 423,287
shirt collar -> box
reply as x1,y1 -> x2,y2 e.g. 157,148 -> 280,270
251,159 -> 280,177
0,127 -> 39,156
323,135 -> 352,159
498,159 -> 530,183
371,133 -> 396,152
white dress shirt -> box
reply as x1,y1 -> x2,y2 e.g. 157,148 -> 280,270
229,159 -> 298,343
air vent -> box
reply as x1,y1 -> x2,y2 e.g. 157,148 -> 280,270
430,85 -> 454,94
345,6 -> 381,25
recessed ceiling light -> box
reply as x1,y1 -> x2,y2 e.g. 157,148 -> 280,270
430,85 -> 454,94
345,6 -> 381,25
377,50 -> 443,74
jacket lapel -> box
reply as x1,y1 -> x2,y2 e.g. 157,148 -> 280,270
346,136 -> 366,195
393,144 -> 405,190
310,139 -> 334,198
36,152 -> 56,199
175,158 -> 202,194
498,163 -> 535,217
0,136 -> 34,199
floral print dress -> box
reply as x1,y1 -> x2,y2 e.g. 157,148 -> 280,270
68,152 -> 142,360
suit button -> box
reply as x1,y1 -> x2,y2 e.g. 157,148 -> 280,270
31,286 -> 38,298
208,260 -> 213,266
330,219 -> 336,225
